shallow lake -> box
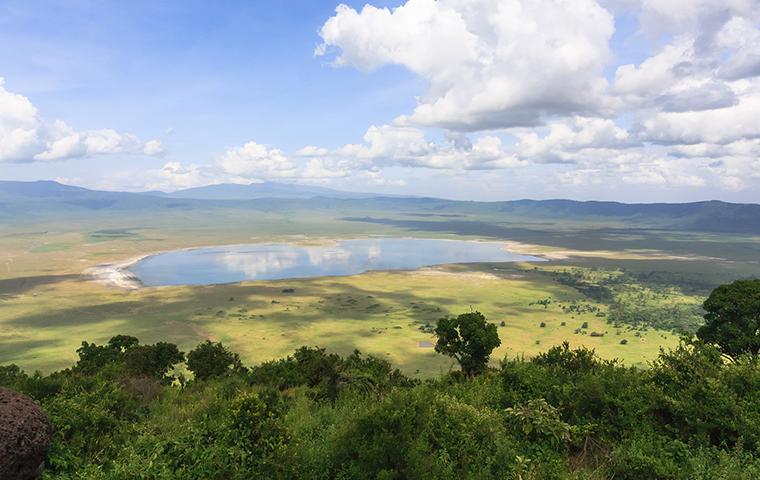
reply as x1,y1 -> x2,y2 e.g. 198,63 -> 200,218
130,238 -> 545,286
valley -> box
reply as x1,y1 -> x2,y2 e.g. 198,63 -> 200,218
1,182 -> 759,377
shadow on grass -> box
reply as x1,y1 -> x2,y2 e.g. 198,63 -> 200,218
339,217 -> 760,261
339,216 -> 678,250
0,338 -> 66,357
0,274 -> 88,295
1,274 -> 469,370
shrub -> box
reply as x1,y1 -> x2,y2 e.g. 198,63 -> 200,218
187,340 -> 240,381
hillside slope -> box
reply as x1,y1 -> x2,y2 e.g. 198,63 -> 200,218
1,180 -> 759,234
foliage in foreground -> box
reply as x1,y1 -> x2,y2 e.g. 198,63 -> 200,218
697,278 -> 760,358
4,336 -> 760,479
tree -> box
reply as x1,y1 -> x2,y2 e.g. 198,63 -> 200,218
107,334 -> 140,352
186,340 -> 240,381
76,337 -> 131,373
434,311 -> 501,377
125,342 -> 185,382
697,279 -> 760,358
75,335 -> 185,381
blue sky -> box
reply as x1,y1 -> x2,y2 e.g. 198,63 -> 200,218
2,0 -> 760,203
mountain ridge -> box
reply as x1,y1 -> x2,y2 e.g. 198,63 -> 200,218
1,180 -> 759,234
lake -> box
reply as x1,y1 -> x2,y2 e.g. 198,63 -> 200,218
130,238 -> 545,286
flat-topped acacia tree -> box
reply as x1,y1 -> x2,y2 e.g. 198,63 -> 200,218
434,311 -> 501,377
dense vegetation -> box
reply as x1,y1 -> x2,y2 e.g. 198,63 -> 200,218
536,266 -> 714,333
4,328 -> 760,478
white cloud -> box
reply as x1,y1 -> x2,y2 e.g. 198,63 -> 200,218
32,121 -> 86,161
27,0 -> 760,202
153,162 -> 205,189
302,158 -> 352,178
638,0 -> 759,36
633,86 -> 760,145
329,124 -> 525,170
312,0 -> 760,197
0,79 -> 48,162
98,161 -> 213,193
216,142 -> 298,178
513,117 -> 634,163
317,0 -> 615,131
0,78 -> 164,163
143,139 -> 166,156
294,146 -> 329,157
669,139 -> 760,159
611,0 -> 760,115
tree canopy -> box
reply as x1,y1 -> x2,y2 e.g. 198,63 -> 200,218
697,278 -> 760,358
434,311 -> 501,377
75,335 -> 184,382
186,340 -> 240,381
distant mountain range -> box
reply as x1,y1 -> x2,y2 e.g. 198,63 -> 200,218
0,180 -> 394,201
2,180 -> 760,234
142,182 -> 405,200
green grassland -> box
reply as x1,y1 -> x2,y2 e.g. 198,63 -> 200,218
2,203 -> 759,377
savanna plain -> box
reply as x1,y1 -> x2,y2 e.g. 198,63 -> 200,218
3,200 -> 757,377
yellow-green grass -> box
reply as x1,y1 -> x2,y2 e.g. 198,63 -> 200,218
2,210 -> 758,379
1,259 -> 681,378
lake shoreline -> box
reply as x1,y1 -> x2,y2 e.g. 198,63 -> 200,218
86,255 -> 150,291
86,238 -> 550,290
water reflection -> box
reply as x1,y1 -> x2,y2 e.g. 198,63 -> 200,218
130,238 -> 545,287
305,246 -> 352,266
220,250 -> 300,278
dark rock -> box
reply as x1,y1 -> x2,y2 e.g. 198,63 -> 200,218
0,386 -> 52,480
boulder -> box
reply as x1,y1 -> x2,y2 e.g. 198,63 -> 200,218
0,386 -> 52,480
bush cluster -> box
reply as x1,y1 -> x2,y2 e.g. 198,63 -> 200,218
4,333 -> 760,479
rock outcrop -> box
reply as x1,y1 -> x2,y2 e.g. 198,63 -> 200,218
0,386 -> 52,480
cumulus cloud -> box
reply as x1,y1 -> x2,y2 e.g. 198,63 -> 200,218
0,78 -> 164,163
633,87 -> 760,145
294,146 -> 329,157
612,0 -> 760,113
329,124 -> 525,170
317,0 -> 615,131
143,139 -> 166,156
302,158 -> 352,178
307,0 -> 760,198
513,117 -> 635,163
54,0 -> 760,200
216,142 -> 298,178
669,139 -> 760,159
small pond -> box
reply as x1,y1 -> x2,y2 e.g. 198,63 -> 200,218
130,238 -> 545,286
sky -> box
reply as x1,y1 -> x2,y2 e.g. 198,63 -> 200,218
1,0 -> 760,203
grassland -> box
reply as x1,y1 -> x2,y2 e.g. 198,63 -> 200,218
2,203 -> 759,378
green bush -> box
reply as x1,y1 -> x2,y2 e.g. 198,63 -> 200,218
16,332 -> 760,479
